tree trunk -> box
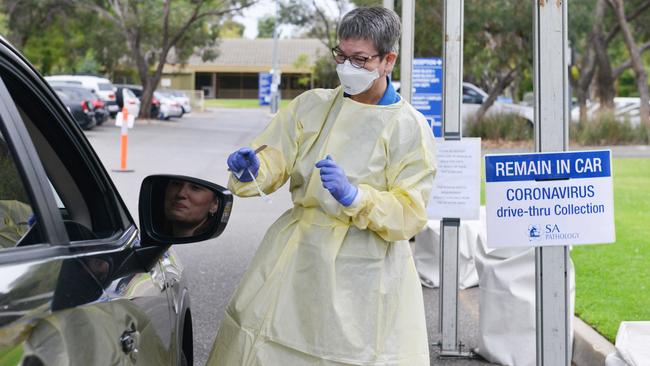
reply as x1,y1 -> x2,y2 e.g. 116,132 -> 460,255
573,35 -> 597,123
139,49 -> 172,120
610,0 -> 650,128
592,35 -> 616,110
475,68 -> 517,121
592,0 -> 616,111
125,29 -> 158,120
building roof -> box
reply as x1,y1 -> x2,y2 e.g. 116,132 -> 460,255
164,38 -> 329,74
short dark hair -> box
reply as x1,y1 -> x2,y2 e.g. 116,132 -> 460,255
337,7 -> 401,55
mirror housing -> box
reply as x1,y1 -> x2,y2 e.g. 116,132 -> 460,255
138,175 -> 233,246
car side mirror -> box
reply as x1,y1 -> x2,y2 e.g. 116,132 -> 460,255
138,175 -> 233,246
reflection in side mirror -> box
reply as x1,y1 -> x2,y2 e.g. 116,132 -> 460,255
139,175 -> 233,246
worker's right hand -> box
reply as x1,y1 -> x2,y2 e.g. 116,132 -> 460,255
227,147 -> 260,182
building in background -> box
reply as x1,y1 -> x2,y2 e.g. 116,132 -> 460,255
162,38 -> 328,99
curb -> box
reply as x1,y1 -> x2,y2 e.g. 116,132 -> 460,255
572,316 -> 616,366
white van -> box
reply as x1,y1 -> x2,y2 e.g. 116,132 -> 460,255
45,75 -> 119,116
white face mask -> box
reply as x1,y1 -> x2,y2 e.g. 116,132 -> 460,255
336,60 -> 380,95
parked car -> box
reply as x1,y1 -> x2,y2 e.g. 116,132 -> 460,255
159,90 -> 192,114
50,82 -> 109,125
44,75 -> 119,117
0,37 -> 233,365
392,81 -> 534,130
115,86 -> 141,118
155,91 -> 184,120
460,82 -> 534,125
571,97 -> 644,126
115,84 -> 161,118
52,88 -> 97,130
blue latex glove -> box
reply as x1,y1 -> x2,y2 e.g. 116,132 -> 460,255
315,155 -> 358,206
227,147 -> 260,182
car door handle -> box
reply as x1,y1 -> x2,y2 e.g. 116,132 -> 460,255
163,277 -> 179,290
120,324 -> 140,362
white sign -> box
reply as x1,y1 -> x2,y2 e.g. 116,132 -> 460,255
485,150 -> 615,248
427,138 -> 481,220
161,78 -> 171,87
115,112 -> 135,129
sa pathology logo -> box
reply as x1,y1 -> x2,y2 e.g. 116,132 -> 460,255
528,224 -> 542,241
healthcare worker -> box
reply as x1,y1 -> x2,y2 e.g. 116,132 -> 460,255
208,6 -> 436,366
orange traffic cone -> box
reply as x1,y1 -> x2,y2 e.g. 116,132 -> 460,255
113,107 -> 134,173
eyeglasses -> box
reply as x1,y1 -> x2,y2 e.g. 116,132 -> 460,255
331,47 -> 382,69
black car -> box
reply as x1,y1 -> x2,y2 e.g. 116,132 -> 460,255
115,84 -> 161,118
0,37 -> 233,365
50,83 -> 109,125
53,88 -> 97,130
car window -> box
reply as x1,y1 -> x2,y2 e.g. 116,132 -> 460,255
131,88 -> 142,97
98,83 -> 113,91
0,130 -> 43,249
2,66 -> 129,243
57,88 -> 83,100
463,86 -> 484,104
55,90 -> 71,101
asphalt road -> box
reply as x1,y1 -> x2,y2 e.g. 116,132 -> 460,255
84,109 -> 509,366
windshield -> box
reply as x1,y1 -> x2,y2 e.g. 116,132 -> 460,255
98,83 -> 113,91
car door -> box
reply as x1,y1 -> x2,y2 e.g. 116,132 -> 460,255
0,40 -> 175,365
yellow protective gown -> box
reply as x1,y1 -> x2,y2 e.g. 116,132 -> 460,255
208,86 -> 437,366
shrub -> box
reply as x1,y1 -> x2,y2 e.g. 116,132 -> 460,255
570,111 -> 649,145
464,112 -> 533,141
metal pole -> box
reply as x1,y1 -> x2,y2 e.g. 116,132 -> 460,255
438,0 -> 470,358
442,0 -> 463,138
534,1 -> 571,365
400,0 -> 414,103
270,1 -> 280,114
383,0 -> 394,11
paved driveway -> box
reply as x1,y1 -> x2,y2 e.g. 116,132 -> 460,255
83,109 -> 611,365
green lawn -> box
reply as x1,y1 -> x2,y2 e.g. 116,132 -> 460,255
571,158 -> 650,341
204,98 -> 290,109
0,345 -> 23,365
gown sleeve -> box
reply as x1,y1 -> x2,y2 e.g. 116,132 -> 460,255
342,110 -> 437,242
228,98 -> 302,197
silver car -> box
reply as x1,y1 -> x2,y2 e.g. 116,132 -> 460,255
0,38 -> 233,365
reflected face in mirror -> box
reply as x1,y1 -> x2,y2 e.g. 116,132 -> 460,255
163,180 -> 219,237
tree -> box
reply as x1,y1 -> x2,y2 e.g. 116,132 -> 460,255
274,0 -> 350,87
462,0 -> 532,121
2,1 -> 129,77
608,0 -> 650,127
75,0 -> 255,118
257,16 -> 276,38
570,0 -> 650,122
1,0 -> 69,49
220,19 -> 245,38
570,0 -> 610,121
278,0 -> 348,49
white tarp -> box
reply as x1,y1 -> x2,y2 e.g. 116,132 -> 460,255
413,207 -> 484,289
605,322 -> 650,366
474,242 -> 575,366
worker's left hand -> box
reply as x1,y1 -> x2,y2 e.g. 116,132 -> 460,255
315,155 -> 358,206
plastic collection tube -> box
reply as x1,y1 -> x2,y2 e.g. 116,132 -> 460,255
248,168 -> 271,203
233,168 -> 271,204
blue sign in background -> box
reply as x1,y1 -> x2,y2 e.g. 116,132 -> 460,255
259,72 -> 272,106
485,150 -> 611,182
412,58 -> 443,137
